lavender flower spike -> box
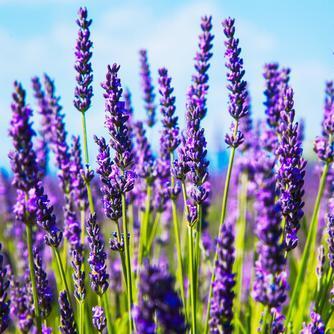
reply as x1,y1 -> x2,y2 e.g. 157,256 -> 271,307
59,291 -> 77,334
223,17 -> 249,148
314,81 -> 334,163
252,150 -> 287,307
102,63 -> 134,172
74,6 -> 93,113
86,213 -> 109,295
92,306 -> 106,333
158,67 -> 180,157
8,81 -> 39,192
300,311 -> 325,334
0,244 -> 10,333
134,260 -> 187,334
277,86 -> 306,250
139,49 -> 156,127
187,15 -> 214,120
209,218 -> 235,334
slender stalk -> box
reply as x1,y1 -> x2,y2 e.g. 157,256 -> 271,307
53,247 -> 73,310
122,194 -> 134,333
80,207 -> 86,246
146,212 -> 161,253
286,162 -> 329,325
188,225 -> 196,334
194,205 -> 202,302
116,220 -> 128,288
138,185 -> 152,266
234,172 -> 248,333
80,111 -> 95,215
79,301 -> 85,334
103,292 -> 114,334
171,200 -> 186,310
260,306 -> 269,334
204,142 -> 238,334
26,223 -> 42,333
81,111 -> 90,164
170,153 -> 186,309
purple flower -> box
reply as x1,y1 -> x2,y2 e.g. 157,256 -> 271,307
134,260 -> 187,334
209,218 -> 235,334
94,135 -> 122,221
74,7 -> 93,113
0,244 -> 10,333
276,86 -> 306,250
31,183 -> 63,248
10,274 -> 34,333
92,306 -> 106,333
64,194 -> 81,250
158,67 -> 180,157
139,49 -> 156,127
271,308 -> 285,334
43,74 -> 71,193
31,76 -> 53,143
133,120 -> 156,183
59,291 -> 77,334
252,148 -> 287,307
33,249 -> 52,319
174,16 -> 213,185
186,16 -> 214,120
86,213 -> 109,295
101,63 -> 135,171
328,215 -> 334,269
301,311 -> 325,334
71,246 -> 85,301
222,17 -> 249,149
322,81 -> 334,137
69,136 -> 88,210
263,63 -> 290,131
35,137 -> 49,179
8,81 -> 39,192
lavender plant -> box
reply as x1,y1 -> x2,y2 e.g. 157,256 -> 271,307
2,6 -> 334,334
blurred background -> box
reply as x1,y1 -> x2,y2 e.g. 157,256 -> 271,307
0,0 -> 333,171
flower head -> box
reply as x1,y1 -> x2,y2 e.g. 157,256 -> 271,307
59,291 -> 77,334
74,7 -> 93,113
139,49 -> 156,127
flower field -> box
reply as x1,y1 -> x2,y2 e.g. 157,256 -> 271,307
0,6 -> 334,334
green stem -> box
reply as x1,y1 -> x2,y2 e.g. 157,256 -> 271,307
260,307 -> 269,334
172,200 -> 186,310
138,185 -> 152,266
81,111 -> 95,215
53,247 -> 73,310
286,162 -> 329,325
204,144 -> 237,334
122,194 -> 134,333
103,293 -> 114,334
146,212 -> 161,253
234,172 -> 248,334
26,223 -> 42,333
116,220 -> 128,288
170,153 -> 186,309
194,205 -> 202,303
81,111 -> 90,165
188,225 -> 196,334
79,301 -> 85,334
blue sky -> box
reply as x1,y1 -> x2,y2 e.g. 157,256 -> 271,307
0,0 -> 333,169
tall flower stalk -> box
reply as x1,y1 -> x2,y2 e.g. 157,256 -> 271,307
287,82 -> 334,327
74,6 -> 95,215
205,17 -> 249,333
100,63 -> 135,333
174,15 -> 213,333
